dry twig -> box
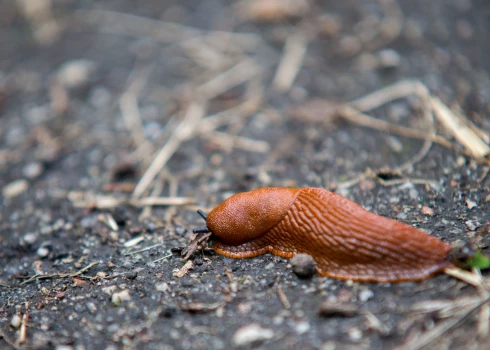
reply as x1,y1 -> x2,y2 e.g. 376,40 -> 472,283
119,65 -> 155,166
132,102 -> 206,198
19,261 -> 98,286
173,260 -> 194,278
400,294 -> 490,350
273,33 -> 308,92
70,194 -> 196,209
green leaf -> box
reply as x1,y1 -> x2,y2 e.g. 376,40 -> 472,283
467,251 -> 490,270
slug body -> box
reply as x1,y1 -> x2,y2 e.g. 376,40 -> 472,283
206,187 -> 452,282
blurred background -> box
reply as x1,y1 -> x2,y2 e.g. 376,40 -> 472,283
2,0 -> 489,198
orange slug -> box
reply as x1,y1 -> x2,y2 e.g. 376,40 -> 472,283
193,187 -> 452,282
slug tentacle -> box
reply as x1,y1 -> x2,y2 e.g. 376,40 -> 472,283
204,187 -> 452,283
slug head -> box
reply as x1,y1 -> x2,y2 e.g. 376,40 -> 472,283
205,188 -> 299,246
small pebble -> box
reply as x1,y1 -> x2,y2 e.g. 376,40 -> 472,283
420,206 -> 434,216
377,49 -> 401,69
232,323 -> 274,347
347,327 -> 363,342
318,301 -> 359,317
358,289 -> 374,302
175,225 -> 187,235
155,282 -> 170,292
3,179 -> 29,199
291,254 -> 316,279
111,289 -> 131,305
23,162 -> 44,179
56,59 -> 97,89
294,320 -> 310,334
465,220 -> 480,231
23,233 -> 37,244
102,285 -> 118,295
37,246 -> 49,258
86,302 -> 97,314
80,215 -> 97,229
125,271 -> 138,280
55,346 -> 73,350
11,314 -> 22,328
466,199 -> 477,209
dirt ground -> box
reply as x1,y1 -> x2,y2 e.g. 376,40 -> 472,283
1,0 -> 490,349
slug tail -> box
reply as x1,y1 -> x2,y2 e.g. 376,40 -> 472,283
267,188 -> 452,283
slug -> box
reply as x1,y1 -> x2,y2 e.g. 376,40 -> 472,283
193,187 -> 452,282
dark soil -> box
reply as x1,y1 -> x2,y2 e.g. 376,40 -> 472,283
1,1 -> 490,349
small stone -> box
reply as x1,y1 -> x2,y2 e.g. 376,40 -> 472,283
347,327 -> 363,341
56,59 -> 97,89
377,49 -> 401,69
11,314 -> 22,328
396,212 -> 408,220
465,220 -> 480,231
291,254 -> 316,279
339,36 -> 361,56
265,262 -> 275,270
155,282 -> 170,292
175,225 -> 187,235
318,15 -> 342,37
55,345 -> 73,350
86,302 -> 97,314
125,271 -> 138,280
23,233 -> 37,245
80,215 -> 97,229
466,199 -> 477,209
23,162 -> 44,179
358,289 -> 374,302
102,285 -> 118,295
420,206 -> 434,216
111,289 -> 131,305
232,323 -> 274,347
3,179 -> 29,199
318,301 -> 359,317
294,320 -> 310,334
37,246 -> 49,258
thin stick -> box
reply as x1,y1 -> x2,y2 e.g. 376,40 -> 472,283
125,243 -> 163,256
132,102 -> 206,198
431,96 -> 490,158
349,80 -> 429,112
136,197 -> 196,206
74,9 -> 260,49
479,302 -> 490,338
338,105 -> 459,151
401,294 -> 490,350
152,252 -> 173,263
276,284 -> 291,309
20,262 -> 98,286
196,59 -> 260,100
119,65 -> 154,166
17,303 -> 28,345
444,267 -> 484,288
202,130 -> 270,153
139,170 -> 166,219
200,86 -> 263,133
71,195 -> 196,208
273,33 -> 308,92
